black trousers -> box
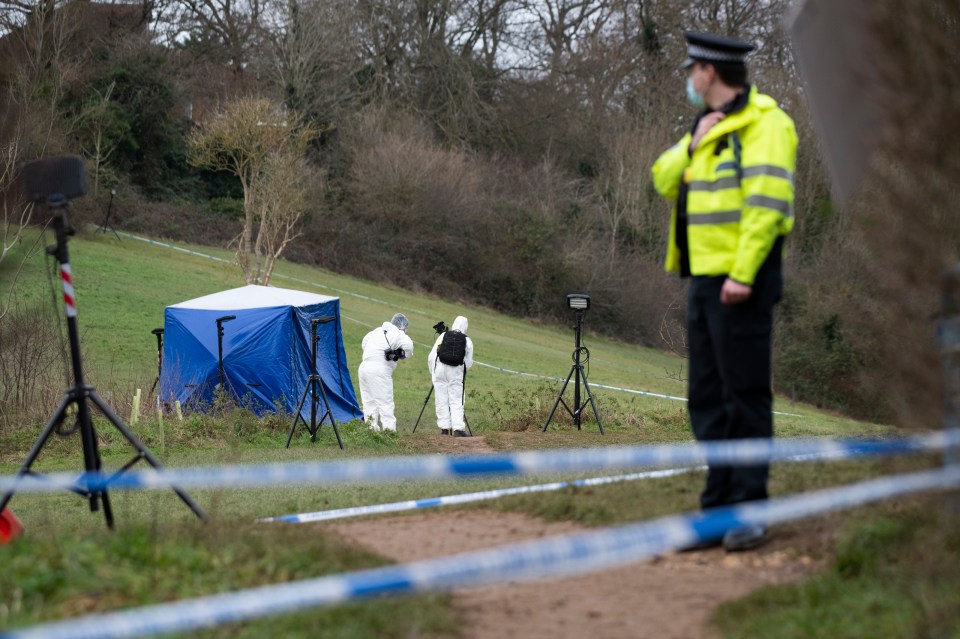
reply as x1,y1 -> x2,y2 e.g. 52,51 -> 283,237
687,241 -> 782,510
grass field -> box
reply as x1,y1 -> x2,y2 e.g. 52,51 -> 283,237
1,226 -> 957,637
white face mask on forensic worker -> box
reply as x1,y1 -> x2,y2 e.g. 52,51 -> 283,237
686,76 -> 705,108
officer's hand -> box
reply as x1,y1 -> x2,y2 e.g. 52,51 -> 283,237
720,278 -> 752,304
690,112 -> 725,152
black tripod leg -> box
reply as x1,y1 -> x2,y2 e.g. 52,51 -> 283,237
309,380 -> 320,442
461,370 -> 472,436
0,393 -> 72,511
413,385 -> 434,433
314,378 -> 343,450
542,367 -> 576,432
329,419 -> 344,450
89,391 -> 207,521
580,374 -> 604,435
100,487 -> 114,528
286,382 -> 311,448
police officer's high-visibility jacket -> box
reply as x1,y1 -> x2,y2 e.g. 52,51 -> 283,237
652,86 -> 798,285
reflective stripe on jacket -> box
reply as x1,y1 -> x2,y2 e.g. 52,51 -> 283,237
651,86 -> 798,285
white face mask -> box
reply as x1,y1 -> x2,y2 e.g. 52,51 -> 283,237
686,76 -> 705,108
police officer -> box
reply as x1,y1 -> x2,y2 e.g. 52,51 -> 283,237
652,31 -> 798,551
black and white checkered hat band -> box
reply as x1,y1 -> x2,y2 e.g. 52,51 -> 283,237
687,44 -> 748,63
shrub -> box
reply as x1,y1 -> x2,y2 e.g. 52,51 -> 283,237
0,300 -> 67,430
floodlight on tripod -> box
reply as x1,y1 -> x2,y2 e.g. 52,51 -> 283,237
0,155 -> 206,528
542,293 -> 603,434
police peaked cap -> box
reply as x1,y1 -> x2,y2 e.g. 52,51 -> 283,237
681,31 -> 755,69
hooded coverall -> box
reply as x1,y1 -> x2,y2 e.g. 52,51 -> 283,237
428,315 -> 474,433
358,322 -> 414,432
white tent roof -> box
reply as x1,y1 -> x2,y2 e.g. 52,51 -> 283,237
169,285 -> 338,310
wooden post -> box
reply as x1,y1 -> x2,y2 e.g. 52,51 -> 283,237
131,388 -> 141,425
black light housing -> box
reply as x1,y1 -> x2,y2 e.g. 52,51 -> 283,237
567,293 -> 590,311
21,154 -> 87,203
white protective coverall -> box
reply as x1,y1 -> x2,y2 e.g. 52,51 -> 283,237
358,321 -> 414,431
427,315 -> 474,433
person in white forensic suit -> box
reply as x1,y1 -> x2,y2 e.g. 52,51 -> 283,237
427,315 -> 474,436
358,313 -> 414,432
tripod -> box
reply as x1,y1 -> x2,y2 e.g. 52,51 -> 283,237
542,308 -> 604,433
95,188 -> 120,239
413,370 -> 472,436
0,194 -> 206,527
215,315 -> 236,393
286,316 -> 343,449
149,327 -> 164,415
149,327 -> 163,396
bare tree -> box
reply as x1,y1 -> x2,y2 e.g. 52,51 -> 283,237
265,0 -> 366,122
75,81 -> 118,197
452,0 -> 516,66
0,0 -> 79,320
186,97 -> 315,284
166,0 -> 274,83
2,0 -> 76,145
251,144 -> 316,284
0,126 -> 41,322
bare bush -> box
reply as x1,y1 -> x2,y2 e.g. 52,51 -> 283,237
187,96 -> 316,284
0,300 -> 66,429
338,106 -> 485,286
0,124 -> 40,322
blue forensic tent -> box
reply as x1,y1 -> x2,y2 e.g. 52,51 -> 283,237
160,285 -> 362,421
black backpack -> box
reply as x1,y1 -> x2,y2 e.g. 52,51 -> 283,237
437,330 -> 467,366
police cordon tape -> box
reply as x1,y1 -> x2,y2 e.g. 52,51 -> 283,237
470,360 -> 805,416
117,231 -> 396,307
5,464 -> 959,639
262,452 -> 841,523
1,432 -> 957,495
261,467 -> 702,523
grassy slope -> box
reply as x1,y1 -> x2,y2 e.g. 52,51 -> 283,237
1,227 -> 871,435
2,227 -> 955,637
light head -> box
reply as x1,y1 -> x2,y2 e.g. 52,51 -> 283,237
21,155 -> 87,204
567,294 -> 591,311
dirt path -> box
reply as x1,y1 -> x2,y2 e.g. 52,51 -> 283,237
327,509 -> 826,639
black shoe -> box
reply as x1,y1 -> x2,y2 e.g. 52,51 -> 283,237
723,525 -> 769,552
453,430 -> 469,437
677,537 -> 723,552
440,429 -> 449,435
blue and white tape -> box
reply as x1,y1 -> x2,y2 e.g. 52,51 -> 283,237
1,432 -> 956,495
470,359 -> 811,415
261,467 -> 701,523
6,464 -> 959,639
263,452 -> 847,524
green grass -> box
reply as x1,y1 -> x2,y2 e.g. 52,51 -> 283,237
0,518 -> 457,638
1,225 -> 953,637
714,495 -> 960,639
0,226 -> 877,435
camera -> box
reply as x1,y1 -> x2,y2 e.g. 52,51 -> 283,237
432,321 -> 447,334
384,348 -> 406,362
